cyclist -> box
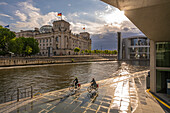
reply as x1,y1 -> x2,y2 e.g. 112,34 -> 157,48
91,78 -> 97,88
73,77 -> 78,88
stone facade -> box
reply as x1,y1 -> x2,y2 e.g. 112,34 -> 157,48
16,20 -> 91,56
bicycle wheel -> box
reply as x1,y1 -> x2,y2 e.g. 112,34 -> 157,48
95,87 -> 98,91
87,86 -> 92,93
69,85 -> 74,91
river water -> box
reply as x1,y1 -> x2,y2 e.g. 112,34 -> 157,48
0,61 -> 149,95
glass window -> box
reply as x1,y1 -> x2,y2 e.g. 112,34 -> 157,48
46,39 -> 48,42
56,44 -> 58,49
156,42 -> 170,67
56,37 -> 58,42
156,70 -> 170,93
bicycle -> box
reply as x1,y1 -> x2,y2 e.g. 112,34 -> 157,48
87,84 -> 99,93
69,83 -> 81,92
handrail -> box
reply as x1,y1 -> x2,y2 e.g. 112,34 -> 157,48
0,86 -> 34,104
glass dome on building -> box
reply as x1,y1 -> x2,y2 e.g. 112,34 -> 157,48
40,25 -> 53,33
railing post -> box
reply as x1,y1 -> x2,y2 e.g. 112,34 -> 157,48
11,95 -> 13,101
31,86 -> 33,98
17,88 -> 19,102
4,92 -> 6,103
25,88 -> 26,98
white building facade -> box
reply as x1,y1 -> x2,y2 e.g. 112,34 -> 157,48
16,20 -> 91,56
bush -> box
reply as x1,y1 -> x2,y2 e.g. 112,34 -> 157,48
71,59 -> 74,62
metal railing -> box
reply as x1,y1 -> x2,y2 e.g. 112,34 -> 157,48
0,86 -> 33,104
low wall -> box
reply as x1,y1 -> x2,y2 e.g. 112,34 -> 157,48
0,55 -> 117,67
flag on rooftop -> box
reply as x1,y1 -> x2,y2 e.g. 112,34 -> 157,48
58,13 -> 62,16
5,25 -> 9,28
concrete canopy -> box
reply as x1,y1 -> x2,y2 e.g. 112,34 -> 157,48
101,0 -> 170,41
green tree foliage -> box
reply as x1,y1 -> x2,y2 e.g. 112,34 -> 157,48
0,25 -> 16,54
88,50 -> 92,54
9,37 -> 39,56
25,46 -> 32,55
85,49 -> 89,54
74,47 -> 80,54
112,50 -> 118,54
81,50 -> 84,54
91,49 -> 118,55
24,37 -> 39,55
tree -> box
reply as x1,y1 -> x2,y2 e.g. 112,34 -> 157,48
25,46 -> 32,55
8,38 -> 17,54
112,50 -> 118,54
24,37 -> 39,55
104,50 -> 109,54
74,47 -> 80,55
85,49 -> 89,54
0,25 -> 16,54
8,37 -> 39,56
88,50 -> 92,55
81,50 -> 84,54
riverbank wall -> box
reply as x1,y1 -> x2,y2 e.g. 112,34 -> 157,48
0,55 -> 117,67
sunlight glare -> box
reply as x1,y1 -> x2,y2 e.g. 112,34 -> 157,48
104,9 -> 128,25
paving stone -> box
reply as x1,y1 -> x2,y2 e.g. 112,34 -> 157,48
92,100 -> 101,105
72,107 -> 86,113
102,98 -> 112,103
85,109 -> 96,113
109,108 -> 119,113
63,101 -> 81,112
49,103 -> 69,113
98,106 -> 108,113
80,102 -> 90,108
89,104 -> 99,110
101,102 -> 110,108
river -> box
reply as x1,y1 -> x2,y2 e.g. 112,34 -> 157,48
0,61 -> 149,95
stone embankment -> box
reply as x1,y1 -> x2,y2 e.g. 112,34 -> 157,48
0,55 -> 117,67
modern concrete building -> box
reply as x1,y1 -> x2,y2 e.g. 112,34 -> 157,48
101,0 -> 170,94
16,20 -> 91,56
122,36 -> 150,60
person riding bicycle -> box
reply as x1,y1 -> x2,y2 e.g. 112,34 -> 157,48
73,77 -> 78,88
91,78 -> 97,88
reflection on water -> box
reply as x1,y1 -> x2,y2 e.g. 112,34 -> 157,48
0,61 -> 149,94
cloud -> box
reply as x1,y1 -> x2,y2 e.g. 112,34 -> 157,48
18,1 -> 40,12
66,5 -> 141,36
123,27 -> 129,31
12,1 -> 63,31
0,13 -> 13,20
0,2 -> 8,5
11,1 -> 143,41
68,4 -> 71,7
15,10 -> 27,21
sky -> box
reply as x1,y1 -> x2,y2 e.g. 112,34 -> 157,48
0,0 -> 145,50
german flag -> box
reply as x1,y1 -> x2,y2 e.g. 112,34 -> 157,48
58,13 -> 62,16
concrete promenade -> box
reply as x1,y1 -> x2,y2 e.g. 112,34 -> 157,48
0,70 -> 165,113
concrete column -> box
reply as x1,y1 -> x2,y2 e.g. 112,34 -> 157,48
150,40 -> 156,93
147,39 -> 150,59
117,32 -> 122,60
